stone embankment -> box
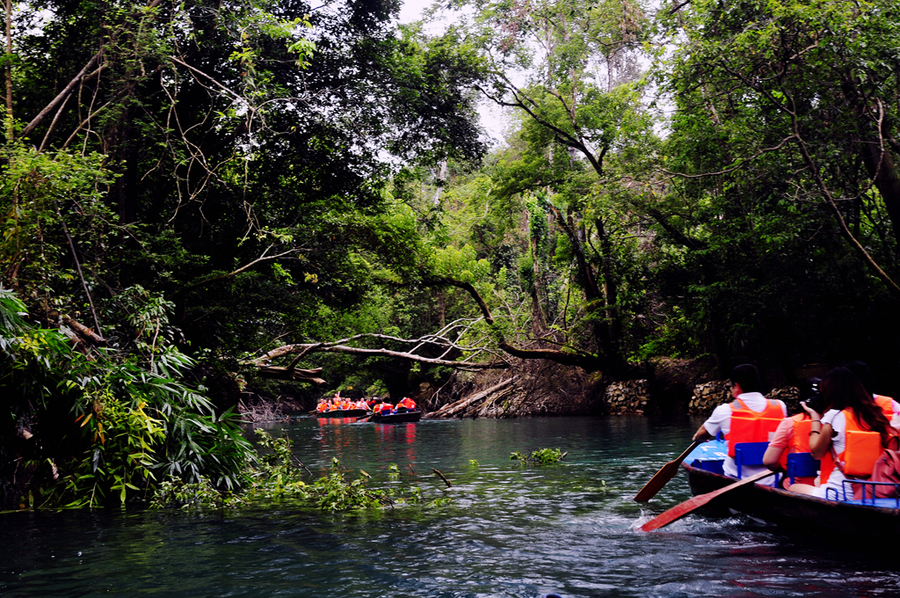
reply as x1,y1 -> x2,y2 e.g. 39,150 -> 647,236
686,381 -> 800,415
604,380 -> 651,415
426,368 -> 802,419
604,379 -> 801,416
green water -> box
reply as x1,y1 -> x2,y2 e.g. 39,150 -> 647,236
2,416 -> 898,597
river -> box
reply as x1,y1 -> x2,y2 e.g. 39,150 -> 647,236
2,416 -> 898,597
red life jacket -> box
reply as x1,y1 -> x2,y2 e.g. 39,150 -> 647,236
836,408 -> 883,478
726,398 -> 784,458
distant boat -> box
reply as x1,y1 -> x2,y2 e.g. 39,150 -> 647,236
370,409 -> 422,423
316,409 -> 370,418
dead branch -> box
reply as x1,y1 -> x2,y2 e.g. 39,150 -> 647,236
426,377 -> 516,418
185,245 -> 305,290
19,0 -> 166,141
476,384 -> 517,417
432,468 -> 452,487
425,277 -> 601,371
249,323 -> 512,372
20,50 -> 104,140
254,366 -> 326,384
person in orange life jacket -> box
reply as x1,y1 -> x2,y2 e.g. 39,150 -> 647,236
844,360 -> 900,429
374,401 -> 393,415
763,377 -> 827,486
692,364 -> 787,479
397,397 -> 416,410
789,367 -> 896,498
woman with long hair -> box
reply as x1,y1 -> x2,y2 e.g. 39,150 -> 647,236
790,367 -> 895,497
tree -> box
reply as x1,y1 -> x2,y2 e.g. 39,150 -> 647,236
646,0 -> 900,373
418,0 -> 659,376
1,0 -> 490,505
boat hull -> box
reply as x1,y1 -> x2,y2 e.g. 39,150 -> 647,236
316,409 -> 370,418
371,410 -> 422,423
684,463 -> 900,540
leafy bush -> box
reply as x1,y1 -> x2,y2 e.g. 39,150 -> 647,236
0,288 -> 253,509
510,448 -> 567,466
152,430 -> 453,511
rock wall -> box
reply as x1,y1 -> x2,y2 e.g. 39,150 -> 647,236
603,379 -> 803,417
687,381 -> 731,415
687,381 -> 801,417
605,380 -> 651,415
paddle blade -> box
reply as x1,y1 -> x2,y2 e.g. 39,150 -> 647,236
640,470 -> 774,532
633,461 -> 681,502
633,440 -> 702,502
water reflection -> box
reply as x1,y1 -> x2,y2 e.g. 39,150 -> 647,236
2,416 -> 899,597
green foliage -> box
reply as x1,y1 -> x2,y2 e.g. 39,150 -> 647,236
643,0 -> 900,368
152,431 -> 452,512
510,448 -> 566,466
0,287 -> 253,509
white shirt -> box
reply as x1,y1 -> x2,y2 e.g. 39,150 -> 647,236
807,409 -> 847,499
702,392 -> 788,478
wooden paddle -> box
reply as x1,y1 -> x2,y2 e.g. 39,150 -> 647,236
633,440 -> 702,502
640,469 -> 776,532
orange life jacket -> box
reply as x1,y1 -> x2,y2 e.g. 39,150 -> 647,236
778,414 -> 833,485
836,408 -> 884,478
398,397 -> 416,409
726,398 -> 785,458
777,414 -> 810,471
874,395 -> 894,420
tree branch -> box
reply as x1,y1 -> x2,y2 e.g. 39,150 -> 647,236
20,50 -> 104,140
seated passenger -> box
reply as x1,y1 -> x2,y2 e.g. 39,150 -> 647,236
397,397 -> 417,410
763,379 -> 831,486
790,367 -> 897,498
692,363 -> 787,479
845,360 -> 900,429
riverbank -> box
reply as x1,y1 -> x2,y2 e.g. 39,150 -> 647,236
242,356 -> 812,422
415,357 -> 804,419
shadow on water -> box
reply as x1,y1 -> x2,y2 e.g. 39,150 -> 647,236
2,416 -> 898,597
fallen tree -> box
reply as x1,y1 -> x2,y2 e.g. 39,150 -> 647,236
245,318 -> 514,382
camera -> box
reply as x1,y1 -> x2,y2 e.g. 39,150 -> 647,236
801,377 -> 826,414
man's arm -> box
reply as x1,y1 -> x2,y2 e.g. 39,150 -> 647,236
693,424 -> 713,442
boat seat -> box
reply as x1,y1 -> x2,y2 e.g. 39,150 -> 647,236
835,479 -> 900,506
734,442 -> 779,486
786,452 -> 820,484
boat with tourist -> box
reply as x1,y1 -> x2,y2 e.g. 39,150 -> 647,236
371,408 -> 422,423
369,397 -> 422,423
676,439 -> 900,541
314,392 -> 372,418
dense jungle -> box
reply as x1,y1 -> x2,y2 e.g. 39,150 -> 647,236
3,0 -> 900,510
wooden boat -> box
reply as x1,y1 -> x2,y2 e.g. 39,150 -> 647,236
680,439 -> 900,542
316,408 -> 370,418
370,409 -> 422,423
